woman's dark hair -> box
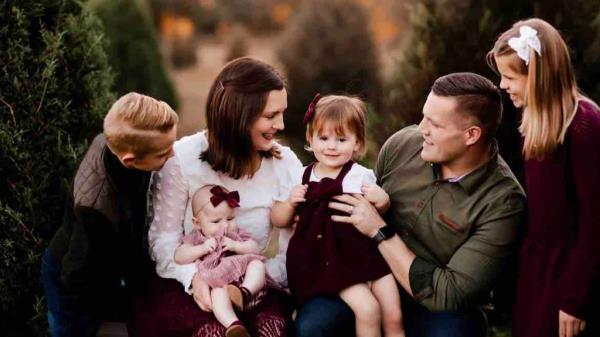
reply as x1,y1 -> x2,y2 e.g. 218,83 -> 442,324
201,57 -> 286,178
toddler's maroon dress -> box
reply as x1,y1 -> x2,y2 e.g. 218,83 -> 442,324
286,161 -> 391,305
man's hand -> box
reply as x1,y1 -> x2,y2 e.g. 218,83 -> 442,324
288,184 -> 308,207
329,193 -> 386,238
191,273 -> 212,312
222,237 -> 238,253
559,310 -> 586,337
362,183 -> 390,212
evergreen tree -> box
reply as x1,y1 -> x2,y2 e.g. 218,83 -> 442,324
0,1 -> 115,335
91,0 -> 179,109
277,0 -> 382,162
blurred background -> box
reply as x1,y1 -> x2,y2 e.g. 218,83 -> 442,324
1,0 -> 600,336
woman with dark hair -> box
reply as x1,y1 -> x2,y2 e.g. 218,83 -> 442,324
135,57 -> 301,337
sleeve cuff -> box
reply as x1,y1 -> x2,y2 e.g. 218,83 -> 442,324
180,264 -> 197,295
409,256 -> 436,301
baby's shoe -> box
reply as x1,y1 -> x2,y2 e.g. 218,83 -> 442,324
226,284 -> 252,311
225,320 -> 250,337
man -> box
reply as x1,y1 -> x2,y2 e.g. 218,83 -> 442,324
296,73 -> 526,337
41,92 -> 178,337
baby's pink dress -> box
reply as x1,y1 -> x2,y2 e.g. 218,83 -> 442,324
181,228 -> 266,288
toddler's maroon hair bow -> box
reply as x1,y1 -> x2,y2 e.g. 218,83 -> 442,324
303,93 -> 322,125
209,186 -> 240,208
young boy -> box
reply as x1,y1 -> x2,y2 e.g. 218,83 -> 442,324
41,92 -> 178,337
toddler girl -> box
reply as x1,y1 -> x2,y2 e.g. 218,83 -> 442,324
272,94 -> 404,337
175,185 -> 266,337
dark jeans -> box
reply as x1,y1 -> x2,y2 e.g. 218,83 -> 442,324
41,249 -> 101,337
296,296 -> 356,337
296,294 -> 487,337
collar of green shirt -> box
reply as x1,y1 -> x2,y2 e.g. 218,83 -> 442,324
430,139 -> 500,195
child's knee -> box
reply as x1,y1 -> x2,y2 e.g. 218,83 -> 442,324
211,287 -> 227,299
353,296 -> 381,323
382,304 -> 403,326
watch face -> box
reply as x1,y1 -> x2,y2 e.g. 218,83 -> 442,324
381,225 -> 396,239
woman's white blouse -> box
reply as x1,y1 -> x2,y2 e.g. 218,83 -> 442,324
148,131 -> 303,292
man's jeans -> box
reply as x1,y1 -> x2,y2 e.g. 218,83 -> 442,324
41,249 -> 100,337
296,295 -> 487,337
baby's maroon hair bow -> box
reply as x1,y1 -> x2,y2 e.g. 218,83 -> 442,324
303,93 -> 322,125
209,186 -> 240,208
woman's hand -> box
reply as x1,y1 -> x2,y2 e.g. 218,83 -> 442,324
329,193 -> 386,238
559,310 -> 586,337
191,273 -> 212,312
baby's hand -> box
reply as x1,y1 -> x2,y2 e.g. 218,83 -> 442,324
288,184 -> 308,207
362,183 -> 390,212
203,238 -> 217,254
222,237 -> 238,253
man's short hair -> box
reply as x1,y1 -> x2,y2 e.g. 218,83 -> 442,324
103,92 -> 178,157
432,72 -> 502,142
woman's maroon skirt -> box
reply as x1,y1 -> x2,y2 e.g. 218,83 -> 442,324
128,277 -> 294,337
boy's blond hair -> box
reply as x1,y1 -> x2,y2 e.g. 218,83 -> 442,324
103,92 -> 178,157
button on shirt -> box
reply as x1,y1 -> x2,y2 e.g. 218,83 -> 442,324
375,126 -> 526,312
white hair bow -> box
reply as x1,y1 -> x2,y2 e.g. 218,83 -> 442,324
508,26 -> 541,65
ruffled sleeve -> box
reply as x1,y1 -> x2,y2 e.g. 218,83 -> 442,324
273,146 -> 304,202
148,155 -> 197,293
269,146 -> 303,287
342,164 -> 376,194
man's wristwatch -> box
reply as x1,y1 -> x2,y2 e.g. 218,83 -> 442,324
371,224 -> 396,244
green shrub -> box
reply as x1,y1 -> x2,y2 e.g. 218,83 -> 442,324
91,0 -> 179,109
278,0 -> 382,163
0,1 -> 115,335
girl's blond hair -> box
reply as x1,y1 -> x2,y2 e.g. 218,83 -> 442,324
487,18 -> 580,160
103,92 -> 178,157
305,95 -> 367,158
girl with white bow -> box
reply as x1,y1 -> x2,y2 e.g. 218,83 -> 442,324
487,18 -> 600,337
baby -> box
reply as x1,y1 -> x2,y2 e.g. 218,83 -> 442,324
175,185 -> 265,337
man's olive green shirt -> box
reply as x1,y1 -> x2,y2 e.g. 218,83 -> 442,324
376,126 -> 526,312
